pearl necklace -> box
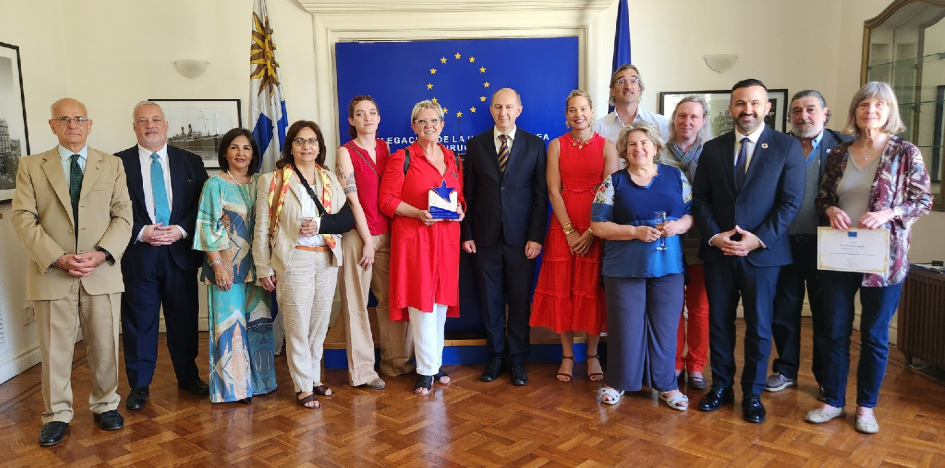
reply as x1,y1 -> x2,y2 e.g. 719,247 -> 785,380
225,171 -> 249,186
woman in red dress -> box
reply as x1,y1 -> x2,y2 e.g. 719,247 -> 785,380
531,90 -> 619,382
379,100 -> 465,396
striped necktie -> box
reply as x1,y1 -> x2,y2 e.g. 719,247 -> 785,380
498,134 -> 509,173
151,153 -> 171,225
69,154 -> 82,224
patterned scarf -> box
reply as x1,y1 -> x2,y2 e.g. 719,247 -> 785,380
268,164 -> 336,248
667,138 -> 703,182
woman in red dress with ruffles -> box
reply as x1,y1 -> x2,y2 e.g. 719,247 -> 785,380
379,100 -> 465,396
531,90 -> 619,382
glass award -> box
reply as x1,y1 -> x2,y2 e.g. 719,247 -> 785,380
428,181 -> 459,219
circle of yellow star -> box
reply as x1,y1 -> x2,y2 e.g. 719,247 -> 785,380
426,83 -> 433,90
431,97 -> 438,104
430,68 -> 437,75
469,57 -> 476,63
470,106 -> 477,113
480,96 -> 486,102
440,57 -> 447,64
456,111 -> 463,118
483,81 -> 490,88
443,108 -> 448,113
479,67 -> 486,73
454,52 -> 461,59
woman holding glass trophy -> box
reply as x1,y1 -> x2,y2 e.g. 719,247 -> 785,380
590,121 -> 693,408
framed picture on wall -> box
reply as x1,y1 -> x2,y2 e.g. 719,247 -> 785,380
0,42 -> 30,204
658,88 -> 789,138
148,99 -> 242,168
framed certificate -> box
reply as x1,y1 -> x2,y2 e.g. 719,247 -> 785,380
817,227 -> 890,274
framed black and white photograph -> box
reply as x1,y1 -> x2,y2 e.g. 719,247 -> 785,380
148,99 -> 242,168
0,42 -> 29,203
658,88 -> 789,137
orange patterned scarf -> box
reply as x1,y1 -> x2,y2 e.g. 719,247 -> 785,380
267,164 -> 336,248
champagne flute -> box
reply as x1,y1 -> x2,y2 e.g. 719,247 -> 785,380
655,211 -> 668,251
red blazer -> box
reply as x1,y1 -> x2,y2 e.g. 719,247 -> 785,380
379,142 -> 465,320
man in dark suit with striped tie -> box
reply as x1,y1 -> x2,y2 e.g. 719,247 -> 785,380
116,101 -> 209,410
462,88 -> 548,386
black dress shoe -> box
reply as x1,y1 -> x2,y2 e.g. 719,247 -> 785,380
126,386 -> 149,410
93,410 -> 124,431
742,393 -> 767,423
509,362 -> 528,386
178,377 -> 210,395
481,358 -> 505,382
38,421 -> 69,447
698,386 -> 734,412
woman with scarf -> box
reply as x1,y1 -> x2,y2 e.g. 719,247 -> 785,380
661,96 -> 711,390
253,121 -> 354,409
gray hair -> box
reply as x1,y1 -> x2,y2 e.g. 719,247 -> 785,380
50,98 -> 88,118
410,100 -> 445,123
565,89 -> 593,111
133,101 -> 165,120
608,64 -> 644,106
616,121 -> 665,165
843,81 -> 905,137
790,89 -> 831,124
669,95 -> 711,143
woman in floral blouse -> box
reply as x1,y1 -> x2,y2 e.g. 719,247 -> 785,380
805,81 -> 932,434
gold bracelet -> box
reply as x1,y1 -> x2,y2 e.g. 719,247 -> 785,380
587,227 -> 594,235
562,222 -> 575,235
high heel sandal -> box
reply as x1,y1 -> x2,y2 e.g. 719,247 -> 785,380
586,354 -> 604,381
557,355 -> 575,382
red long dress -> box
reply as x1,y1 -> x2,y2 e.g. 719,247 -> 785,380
530,133 -> 606,334
379,142 -> 465,321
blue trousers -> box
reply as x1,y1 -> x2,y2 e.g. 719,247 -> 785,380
818,271 -> 903,408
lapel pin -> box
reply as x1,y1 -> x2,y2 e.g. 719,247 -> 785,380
761,143 -> 768,149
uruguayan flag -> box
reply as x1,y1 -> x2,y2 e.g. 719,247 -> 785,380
249,0 -> 288,174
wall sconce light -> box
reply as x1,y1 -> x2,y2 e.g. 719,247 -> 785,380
173,59 -> 210,79
704,54 -> 738,73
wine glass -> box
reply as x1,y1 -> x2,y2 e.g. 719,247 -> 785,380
655,211 -> 667,251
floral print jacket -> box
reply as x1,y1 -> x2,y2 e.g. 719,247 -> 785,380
816,136 -> 932,287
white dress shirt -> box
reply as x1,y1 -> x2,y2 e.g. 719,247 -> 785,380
493,125 -> 517,155
732,123 -> 767,172
295,182 -> 325,247
135,144 -> 186,241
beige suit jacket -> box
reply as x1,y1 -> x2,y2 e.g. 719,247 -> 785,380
12,147 -> 133,300
253,169 -> 346,280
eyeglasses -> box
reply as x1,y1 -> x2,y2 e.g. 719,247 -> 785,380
414,118 -> 441,126
292,137 -> 319,147
135,117 -> 164,126
52,116 -> 90,125
616,78 -> 640,86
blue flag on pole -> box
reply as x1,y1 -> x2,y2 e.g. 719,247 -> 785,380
249,0 -> 288,174
610,0 -> 631,112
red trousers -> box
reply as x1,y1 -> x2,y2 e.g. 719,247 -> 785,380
675,264 -> 709,373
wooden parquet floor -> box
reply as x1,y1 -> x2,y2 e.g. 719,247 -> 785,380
2,319 -> 945,467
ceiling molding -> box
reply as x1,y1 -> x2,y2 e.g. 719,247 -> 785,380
296,0 -> 614,15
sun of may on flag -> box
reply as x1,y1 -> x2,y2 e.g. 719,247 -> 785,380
250,0 -> 288,174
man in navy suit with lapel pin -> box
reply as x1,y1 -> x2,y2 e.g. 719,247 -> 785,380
116,101 -> 209,409
462,88 -> 548,386
765,90 -> 853,397
691,79 -> 806,423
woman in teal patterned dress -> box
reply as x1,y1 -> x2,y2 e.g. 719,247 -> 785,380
193,128 -> 277,404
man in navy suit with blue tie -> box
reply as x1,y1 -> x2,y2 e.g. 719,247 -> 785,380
116,101 -> 209,409
691,79 -> 806,423
462,88 -> 548,386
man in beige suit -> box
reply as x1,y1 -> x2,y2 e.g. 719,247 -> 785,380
12,98 -> 132,447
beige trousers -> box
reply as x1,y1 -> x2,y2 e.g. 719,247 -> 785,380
339,232 -> 415,385
277,249 -> 337,393
33,281 -> 121,424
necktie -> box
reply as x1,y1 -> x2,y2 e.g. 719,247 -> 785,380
498,134 -> 509,173
735,137 -> 748,189
69,154 -> 82,224
151,153 -> 171,225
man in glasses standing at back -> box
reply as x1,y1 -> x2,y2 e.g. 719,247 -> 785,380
13,98 -> 132,446
593,64 -> 670,168
115,101 -> 209,410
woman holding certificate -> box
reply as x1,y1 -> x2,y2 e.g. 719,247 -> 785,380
806,82 -> 932,433
379,100 -> 465,396
254,120 -> 354,409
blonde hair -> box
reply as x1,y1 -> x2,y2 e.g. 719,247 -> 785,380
410,100 -> 444,123
565,89 -> 593,112
843,81 -> 905,137
616,121 -> 665,165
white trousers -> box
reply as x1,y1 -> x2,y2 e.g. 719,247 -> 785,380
408,304 -> 448,376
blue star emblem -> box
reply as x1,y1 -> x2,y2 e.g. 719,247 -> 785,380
432,180 -> 455,202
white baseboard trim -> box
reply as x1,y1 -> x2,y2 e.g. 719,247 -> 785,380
0,344 -> 41,386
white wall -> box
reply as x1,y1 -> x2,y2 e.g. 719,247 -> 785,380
1,0 -> 939,384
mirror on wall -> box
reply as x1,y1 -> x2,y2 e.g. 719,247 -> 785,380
864,0 -> 945,210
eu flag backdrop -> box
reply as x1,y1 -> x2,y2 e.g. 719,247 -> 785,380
335,37 -> 579,154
